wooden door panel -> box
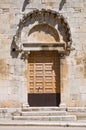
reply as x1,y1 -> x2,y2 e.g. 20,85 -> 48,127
35,76 -> 43,81
28,51 -> 60,94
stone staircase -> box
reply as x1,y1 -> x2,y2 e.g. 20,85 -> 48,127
12,107 -> 77,122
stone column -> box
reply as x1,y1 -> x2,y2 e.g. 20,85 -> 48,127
59,54 -> 66,108
22,51 -> 30,109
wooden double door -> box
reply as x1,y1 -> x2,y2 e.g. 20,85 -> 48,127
28,51 -> 60,106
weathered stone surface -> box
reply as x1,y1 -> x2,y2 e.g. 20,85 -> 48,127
0,0 -> 86,107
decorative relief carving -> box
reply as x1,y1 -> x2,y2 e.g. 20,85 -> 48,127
14,9 -> 73,57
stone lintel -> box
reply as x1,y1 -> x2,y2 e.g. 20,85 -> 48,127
21,46 -> 65,52
18,42 -> 66,53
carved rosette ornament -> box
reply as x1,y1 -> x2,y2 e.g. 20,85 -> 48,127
14,9 -> 74,57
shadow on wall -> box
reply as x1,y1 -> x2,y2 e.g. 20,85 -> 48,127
59,0 -> 66,10
22,0 -> 30,12
10,36 -> 19,58
28,23 -> 60,42
10,36 -> 29,60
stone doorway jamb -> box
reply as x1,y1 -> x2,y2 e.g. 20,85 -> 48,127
22,51 -> 30,109
59,54 -> 66,108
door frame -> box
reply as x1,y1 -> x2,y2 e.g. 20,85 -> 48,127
26,49 -> 66,107
28,51 -> 61,106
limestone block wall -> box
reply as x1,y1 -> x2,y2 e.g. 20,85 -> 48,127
0,0 -> 86,107
0,0 -> 27,107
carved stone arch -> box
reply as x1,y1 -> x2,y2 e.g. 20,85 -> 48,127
14,9 -> 73,55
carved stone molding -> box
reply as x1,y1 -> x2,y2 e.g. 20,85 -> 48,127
14,9 -> 73,56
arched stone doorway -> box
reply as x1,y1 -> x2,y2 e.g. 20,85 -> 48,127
28,23 -> 60,106
13,9 -> 73,107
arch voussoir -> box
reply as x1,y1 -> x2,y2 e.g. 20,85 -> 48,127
14,9 -> 73,56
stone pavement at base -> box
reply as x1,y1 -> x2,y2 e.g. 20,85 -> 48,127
0,118 -> 86,127
0,126 -> 86,130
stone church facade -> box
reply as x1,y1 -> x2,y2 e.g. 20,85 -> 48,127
0,0 -> 86,108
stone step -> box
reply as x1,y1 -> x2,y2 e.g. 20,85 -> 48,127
12,115 -> 76,121
71,113 -> 86,120
78,116 -> 86,120
21,111 -> 67,116
67,107 -> 86,120
22,107 -> 66,112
